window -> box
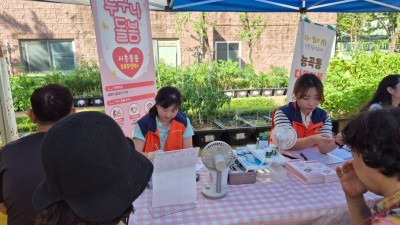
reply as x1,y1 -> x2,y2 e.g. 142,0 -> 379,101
215,41 -> 241,66
152,39 -> 180,67
20,40 -> 76,73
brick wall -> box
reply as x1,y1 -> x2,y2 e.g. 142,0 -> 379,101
0,0 -> 97,74
1,0 -> 336,75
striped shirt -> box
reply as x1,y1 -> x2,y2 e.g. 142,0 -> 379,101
274,109 -> 333,138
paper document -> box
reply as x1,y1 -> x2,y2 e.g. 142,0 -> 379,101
152,147 -> 199,207
329,146 -> 353,160
286,147 -> 346,165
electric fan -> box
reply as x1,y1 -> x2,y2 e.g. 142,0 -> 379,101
201,141 -> 235,199
271,124 -> 297,152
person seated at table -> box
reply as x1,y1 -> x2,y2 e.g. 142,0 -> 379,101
32,111 -> 153,225
272,73 -> 341,153
336,108 -> 400,225
133,86 -> 194,159
360,74 -> 400,111
0,84 -> 75,225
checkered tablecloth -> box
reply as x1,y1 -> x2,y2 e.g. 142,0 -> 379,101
130,163 -> 380,225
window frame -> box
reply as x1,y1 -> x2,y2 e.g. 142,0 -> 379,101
152,39 -> 181,67
214,41 -> 241,67
19,39 -> 77,73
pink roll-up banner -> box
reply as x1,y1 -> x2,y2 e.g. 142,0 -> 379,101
287,18 -> 336,103
91,0 -> 157,137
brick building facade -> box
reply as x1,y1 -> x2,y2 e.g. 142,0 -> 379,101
0,0 -> 337,75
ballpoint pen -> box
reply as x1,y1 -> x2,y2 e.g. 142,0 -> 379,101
300,153 -> 308,161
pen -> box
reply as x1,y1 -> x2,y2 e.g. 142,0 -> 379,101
300,153 -> 308,161
335,141 -> 344,149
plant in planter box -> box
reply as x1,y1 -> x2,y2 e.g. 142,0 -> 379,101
213,113 -> 255,146
218,97 -> 277,143
61,61 -> 102,107
178,63 -> 230,147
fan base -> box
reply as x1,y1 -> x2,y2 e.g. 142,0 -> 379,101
201,185 -> 227,199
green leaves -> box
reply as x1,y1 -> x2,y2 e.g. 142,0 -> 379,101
322,50 -> 400,118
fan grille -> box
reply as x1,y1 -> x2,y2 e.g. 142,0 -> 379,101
271,124 -> 297,150
201,141 -> 235,171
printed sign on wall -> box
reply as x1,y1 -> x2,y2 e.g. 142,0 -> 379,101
287,18 -> 336,103
91,0 -> 157,137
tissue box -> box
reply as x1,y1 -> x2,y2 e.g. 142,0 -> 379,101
228,171 -> 257,185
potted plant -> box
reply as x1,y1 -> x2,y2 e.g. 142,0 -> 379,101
178,63 -> 231,147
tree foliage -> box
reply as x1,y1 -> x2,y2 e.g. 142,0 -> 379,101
238,13 -> 267,63
336,13 -> 400,52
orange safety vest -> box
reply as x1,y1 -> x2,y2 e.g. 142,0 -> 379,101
137,112 -> 187,153
271,102 -> 327,141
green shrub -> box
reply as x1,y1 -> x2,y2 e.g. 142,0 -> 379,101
178,63 -> 230,125
155,61 -> 181,89
258,66 -> 289,88
10,74 -> 45,111
62,61 -> 102,97
218,97 -> 277,118
322,51 -> 400,118
16,115 -> 36,133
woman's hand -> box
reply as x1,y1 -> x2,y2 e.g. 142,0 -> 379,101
336,161 -> 368,198
316,134 -> 335,145
335,133 -> 344,146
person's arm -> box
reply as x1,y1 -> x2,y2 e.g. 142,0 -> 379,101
316,135 -> 337,154
0,203 -> 6,214
133,139 -> 145,153
336,161 -> 370,225
182,118 -> 194,149
316,114 -> 337,154
345,195 -> 370,225
183,137 -> 193,149
132,123 -> 148,157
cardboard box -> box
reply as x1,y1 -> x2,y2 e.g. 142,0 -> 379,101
228,171 -> 257,185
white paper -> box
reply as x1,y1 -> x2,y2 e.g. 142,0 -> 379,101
329,146 -> 353,160
289,147 -> 345,165
151,147 -> 199,207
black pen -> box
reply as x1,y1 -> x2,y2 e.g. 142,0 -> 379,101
300,153 -> 308,161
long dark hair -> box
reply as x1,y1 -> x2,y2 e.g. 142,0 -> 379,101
148,86 -> 182,117
361,74 -> 400,111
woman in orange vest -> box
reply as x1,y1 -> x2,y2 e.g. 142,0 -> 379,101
133,86 -> 194,159
273,73 -> 342,153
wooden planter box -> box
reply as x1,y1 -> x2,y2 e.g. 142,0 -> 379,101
261,88 -> 274,97
237,115 -> 272,141
273,88 -> 287,96
235,89 -> 249,98
223,90 -> 235,98
248,89 -> 262,97
90,96 -> 104,106
192,122 -> 226,148
73,97 -> 91,107
213,117 -> 255,146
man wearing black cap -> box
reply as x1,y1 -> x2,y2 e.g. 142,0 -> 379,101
0,84 -> 75,225
33,111 -> 153,224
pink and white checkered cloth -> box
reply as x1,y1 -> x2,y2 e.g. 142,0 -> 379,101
130,163 -> 380,225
